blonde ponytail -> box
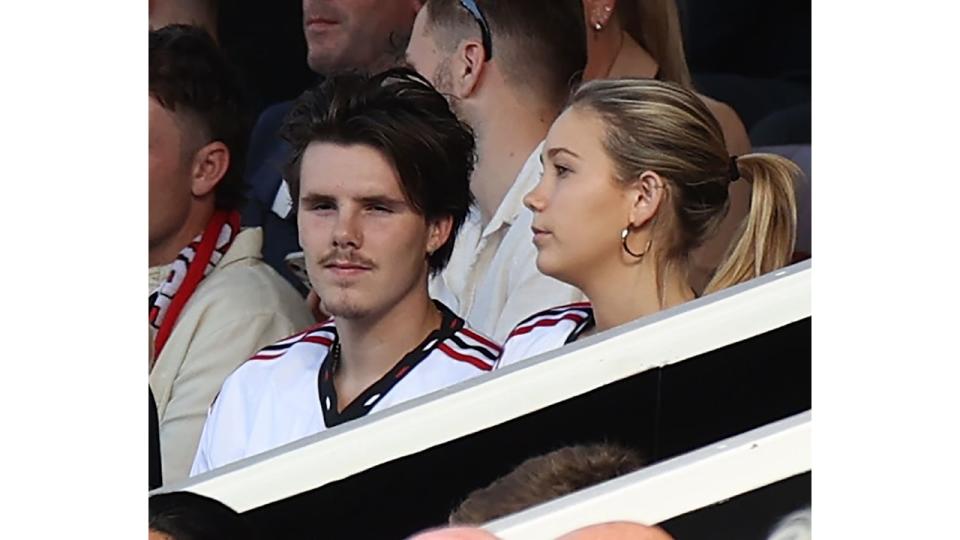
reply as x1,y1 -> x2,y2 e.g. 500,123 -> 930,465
704,154 -> 800,294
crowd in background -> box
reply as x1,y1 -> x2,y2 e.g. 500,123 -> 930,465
148,0 -> 811,537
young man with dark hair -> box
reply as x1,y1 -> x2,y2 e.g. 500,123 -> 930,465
149,25 -> 313,484
244,0 -> 425,295
405,0 -> 588,341
191,69 -> 500,475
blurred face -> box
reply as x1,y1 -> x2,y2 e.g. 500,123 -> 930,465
303,0 -> 421,74
558,522 -> 676,540
297,143 -> 447,320
148,530 -> 173,540
523,106 -> 634,288
405,5 -> 455,93
148,97 -> 194,253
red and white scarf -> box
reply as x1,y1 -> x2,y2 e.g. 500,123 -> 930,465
149,210 -> 241,357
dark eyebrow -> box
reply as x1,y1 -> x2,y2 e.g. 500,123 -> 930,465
299,193 -> 333,207
357,195 -> 407,208
299,192 -> 408,208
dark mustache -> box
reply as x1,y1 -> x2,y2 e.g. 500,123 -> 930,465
318,250 -> 376,268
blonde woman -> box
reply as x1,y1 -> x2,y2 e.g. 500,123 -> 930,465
497,79 -> 798,367
582,0 -> 753,289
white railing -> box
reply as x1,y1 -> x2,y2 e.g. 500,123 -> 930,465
487,411 -> 811,539
157,260 -> 811,514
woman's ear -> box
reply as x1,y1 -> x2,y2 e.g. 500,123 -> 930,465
627,171 -> 666,229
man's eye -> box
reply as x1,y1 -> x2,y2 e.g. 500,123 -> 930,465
311,202 -> 334,211
368,205 -> 393,213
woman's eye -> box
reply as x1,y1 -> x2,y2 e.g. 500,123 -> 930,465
554,164 -> 572,177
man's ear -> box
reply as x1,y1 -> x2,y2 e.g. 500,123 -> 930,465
627,171 -> 667,229
426,215 -> 454,256
190,141 -> 230,198
450,40 -> 486,99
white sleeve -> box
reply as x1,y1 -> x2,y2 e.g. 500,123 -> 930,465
189,404 -> 217,477
495,332 -> 532,369
188,365 -> 255,477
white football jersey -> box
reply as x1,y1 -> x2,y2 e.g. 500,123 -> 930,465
495,302 -> 594,369
191,303 -> 501,476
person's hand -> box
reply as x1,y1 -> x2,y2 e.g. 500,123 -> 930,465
307,289 -> 329,322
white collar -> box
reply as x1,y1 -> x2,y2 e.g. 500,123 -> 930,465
480,141 -> 545,238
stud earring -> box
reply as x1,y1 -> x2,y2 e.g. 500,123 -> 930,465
594,21 -> 603,31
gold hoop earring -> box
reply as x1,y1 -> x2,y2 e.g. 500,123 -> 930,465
621,227 -> 651,259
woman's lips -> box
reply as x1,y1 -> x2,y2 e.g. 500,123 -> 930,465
531,226 -> 551,246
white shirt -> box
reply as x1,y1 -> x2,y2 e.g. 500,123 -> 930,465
190,304 -> 500,476
496,302 -> 595,368
430,142 -> 585,342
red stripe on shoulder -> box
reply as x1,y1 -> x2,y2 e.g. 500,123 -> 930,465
272,317 -> 334,344
459,328 -> 502,353
248,351 -> 287,362
554,301 -> 592,310
247,321 -> 335,363
300,335 -> 334,347
510,312 -> 586,339
438,343 -> 494,371
302,317 -> 335,333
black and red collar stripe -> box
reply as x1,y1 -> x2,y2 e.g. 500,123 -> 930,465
564,310 -> 595,345
317,301 -> 464,428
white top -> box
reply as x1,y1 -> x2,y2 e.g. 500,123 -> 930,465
495,302 -> 595,369
190,303 -> 501,476
429,141 -> 584,342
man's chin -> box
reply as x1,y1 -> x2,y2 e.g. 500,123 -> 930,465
320,297 -> 370,321
306,47 -> 354,75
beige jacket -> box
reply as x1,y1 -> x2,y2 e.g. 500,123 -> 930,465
149,227 -> 314,484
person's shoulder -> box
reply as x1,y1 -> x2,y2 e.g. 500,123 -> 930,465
696,93 -> 751,155
433,324 -> 501,373
236,318 -> 336,370
507,302 -> 593,340
495,303 -> 591,368
204,239 -> 312,320
246,100 -> 297,175
252,100 -> 296,137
